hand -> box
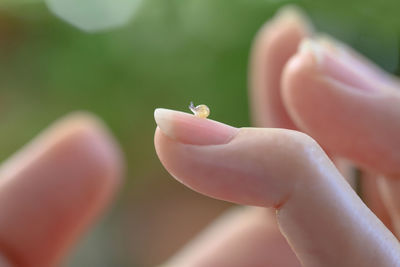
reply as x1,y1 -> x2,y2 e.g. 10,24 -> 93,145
1,5 -> 400,267
154,6 -> 400,267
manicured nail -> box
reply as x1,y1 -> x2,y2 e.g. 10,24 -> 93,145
154,108 -> 238,145
298,37 -> 382,93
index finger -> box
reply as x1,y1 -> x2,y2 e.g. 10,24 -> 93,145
154,109 -> 400,266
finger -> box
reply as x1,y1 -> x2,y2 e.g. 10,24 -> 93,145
154,109 -> 400,266
164,207 -> 300,267
0,113 -> 123,267
249,7 -> 353,262
249,6 -> 312,128
281,37 -> 400,177
362,172 -> 392,228
378,177 -> 400,237
281,37 -> 400,233
249,8 -> 357,185
232,7 -> 311,266
181,7 -> 312,265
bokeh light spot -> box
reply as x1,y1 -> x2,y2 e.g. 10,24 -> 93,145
45,0 -> 142,32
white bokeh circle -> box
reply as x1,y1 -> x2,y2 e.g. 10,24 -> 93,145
45,0 -> 142,32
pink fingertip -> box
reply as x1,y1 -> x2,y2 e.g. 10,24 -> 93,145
154,108 -> 238,145
299,38 -> 384,93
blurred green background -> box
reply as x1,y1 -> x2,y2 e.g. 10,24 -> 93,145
0,0 -> 399,266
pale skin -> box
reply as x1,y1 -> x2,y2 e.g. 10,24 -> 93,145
1,5 -> 400,267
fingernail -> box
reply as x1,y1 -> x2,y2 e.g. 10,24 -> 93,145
273,5 -> 313,33
154,108 -> 238,145
299,38 -> 324,64
298,37 -> 382,93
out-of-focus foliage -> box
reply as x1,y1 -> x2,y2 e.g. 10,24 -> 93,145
2,0 -> 400,35
302,0 -> 400,36
0,0 -> 398,266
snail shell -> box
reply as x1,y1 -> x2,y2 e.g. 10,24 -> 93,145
189,101 -> 210,118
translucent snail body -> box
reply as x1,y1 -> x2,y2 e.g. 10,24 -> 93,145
189,102 -> 210,118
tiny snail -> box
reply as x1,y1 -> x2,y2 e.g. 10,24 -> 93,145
189,101 -> 210,118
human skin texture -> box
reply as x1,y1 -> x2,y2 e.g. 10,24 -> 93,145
1,4 -> 400,267
154,6 -> 400,267
0,113 -> 123,267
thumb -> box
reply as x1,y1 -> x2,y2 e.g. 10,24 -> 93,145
0,113 -> 123,266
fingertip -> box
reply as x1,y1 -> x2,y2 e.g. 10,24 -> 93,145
272,5 -> 313,33
0,112 -> 124,266
155,117 -> 326,208
1,111 -> 124,186
281,42 -> 319,126
249,5 -> 312,128
29,111 -> 123,197
154,108 -> 238,146
282,42 -> 317,89
282,38 -> 400,176
253,5 -> 312,51
154,126 -> 173,175
56,112 -> 124,207
61,111 -> 124,185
